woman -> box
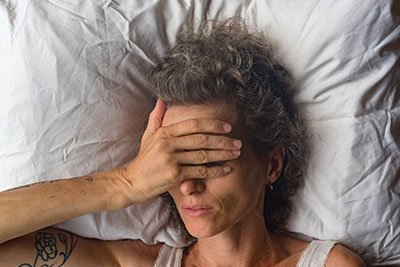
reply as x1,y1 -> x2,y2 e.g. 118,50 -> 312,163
0,19 -> 364,266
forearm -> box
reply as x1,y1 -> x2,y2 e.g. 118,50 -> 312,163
0,169 -> 132,244
0,228 -> 118,267
0,104 -> 241,244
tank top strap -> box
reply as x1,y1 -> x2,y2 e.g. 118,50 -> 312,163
153,240 -> 336,267
296,240 -> 337,267
153,244 -> 184,267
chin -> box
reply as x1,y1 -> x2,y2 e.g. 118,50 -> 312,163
183,217 -> 228,239
187,226 -> 219,239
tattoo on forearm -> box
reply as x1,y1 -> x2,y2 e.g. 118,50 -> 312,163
18,231 -> 79,267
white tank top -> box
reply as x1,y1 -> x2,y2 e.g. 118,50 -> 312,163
153,240 -> 337,267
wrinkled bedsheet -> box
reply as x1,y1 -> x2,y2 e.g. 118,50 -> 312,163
0,0 -> 399,265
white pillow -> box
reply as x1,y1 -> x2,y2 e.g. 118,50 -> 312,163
207,1 -> 400,263
245,2 -> 400,264
0,0 -> 185,246
1,0 -> 398,264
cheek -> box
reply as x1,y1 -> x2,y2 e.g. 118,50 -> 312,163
167,187 -> 181,207
208,171 -> 261,214
225,162 -> 265,210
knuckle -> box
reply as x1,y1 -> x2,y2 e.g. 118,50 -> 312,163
164,138 -> 173,150
224,137 -> 233,147
168,166 -> 181,182
195,150 -> 208,163
157,127 -> 168,138
197,165 -> 208,178
194,134 -> 208,147
179,168 -> 189,180
211,167 -> 221,178
217,136 -> 228,148
186,119 -> 201,132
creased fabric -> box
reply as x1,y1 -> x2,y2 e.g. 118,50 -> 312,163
0,0 -> 398,264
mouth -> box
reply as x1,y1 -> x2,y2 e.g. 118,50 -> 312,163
181,205 -> 215,218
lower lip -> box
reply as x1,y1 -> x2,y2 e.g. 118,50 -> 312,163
182,208 -> 215,217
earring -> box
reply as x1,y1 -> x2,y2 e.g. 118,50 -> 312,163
267,182 -> 274,190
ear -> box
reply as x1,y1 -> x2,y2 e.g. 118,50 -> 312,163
266,145 -> 285,184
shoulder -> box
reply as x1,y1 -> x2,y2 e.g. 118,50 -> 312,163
325,243 -> 366,267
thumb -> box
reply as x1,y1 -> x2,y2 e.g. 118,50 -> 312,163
145,99 -> 167,135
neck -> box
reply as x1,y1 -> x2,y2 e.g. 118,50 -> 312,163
188,212 -> 282,267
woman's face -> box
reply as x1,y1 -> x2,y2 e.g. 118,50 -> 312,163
163,103 -> 271,238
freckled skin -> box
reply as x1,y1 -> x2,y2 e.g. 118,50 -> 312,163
163,103 -> 269,239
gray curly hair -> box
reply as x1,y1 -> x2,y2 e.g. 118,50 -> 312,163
151,18 -> 308,234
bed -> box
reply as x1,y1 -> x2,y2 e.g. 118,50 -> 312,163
0,0 -> 399,265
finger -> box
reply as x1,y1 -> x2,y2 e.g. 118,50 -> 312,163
162,118 -> 232,137
179,164 -> 232,180
175,149 -> 241,165
145,99 -> 167,136
173,134 -> 242,151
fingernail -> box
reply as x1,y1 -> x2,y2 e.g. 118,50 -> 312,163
233,140 -> 242,148
232,150 -> 241,155
223,123 -> 232,132
223,166 -> 231,173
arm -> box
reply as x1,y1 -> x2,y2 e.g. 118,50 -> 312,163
0,100 -> 241,244
0,227 -> 160,267
0,170 -> 131,244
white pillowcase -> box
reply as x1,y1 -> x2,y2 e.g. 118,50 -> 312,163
1,0 -> 398,264
244,1 -> 400,265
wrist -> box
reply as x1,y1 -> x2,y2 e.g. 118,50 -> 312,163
95,167 -> 140,209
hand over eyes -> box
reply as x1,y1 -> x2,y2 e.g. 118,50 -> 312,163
120,100 -> 242,203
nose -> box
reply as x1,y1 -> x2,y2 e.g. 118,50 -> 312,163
179,179 -> 205,196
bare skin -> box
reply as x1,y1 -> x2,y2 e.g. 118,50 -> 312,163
0,101 -> 365,266
163,104 -> 365,267
0,227 -> 161,267
0,227 -> 363,267
0,100 -> 241,244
